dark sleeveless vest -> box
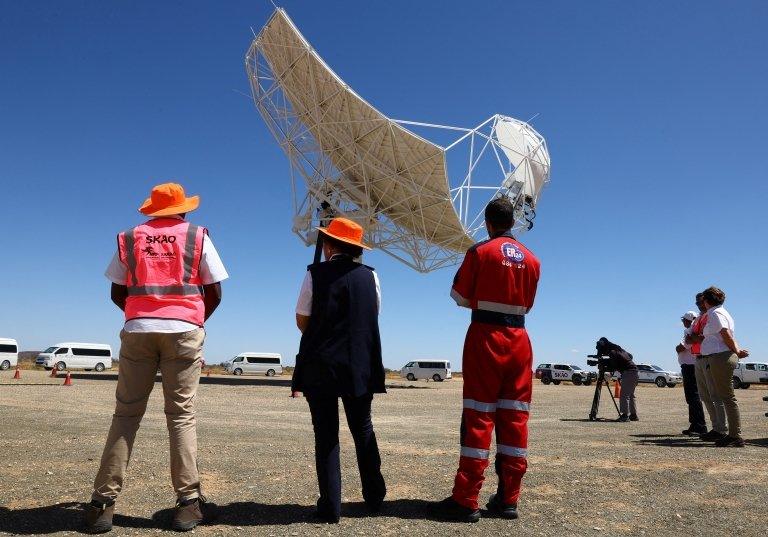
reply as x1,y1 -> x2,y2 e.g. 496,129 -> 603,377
293,256 -> 385,397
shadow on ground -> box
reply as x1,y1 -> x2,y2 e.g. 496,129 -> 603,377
0,499 -> 444,533
559,418 -> 619,423
67,373 -> 428,390
631,433 -> 718,448
0,502 -> 154,535
155,499 -> 443,526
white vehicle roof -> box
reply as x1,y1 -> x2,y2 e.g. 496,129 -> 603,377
236,352 -> 282,358
0,338 -> 18,344
49,342 -> 112,349
739,361 -> 768,365
410,359 -> 450,364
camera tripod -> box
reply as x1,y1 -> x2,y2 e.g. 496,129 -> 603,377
588,367 -> 621,421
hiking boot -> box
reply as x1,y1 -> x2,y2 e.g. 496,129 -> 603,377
83,499 -> 115,534
172,497 -> 205,532
629,414 -> 639,422
432,496 -> 481,523
486,493 -> 518,519
616,414 -> 629,422
714,435 -> 745,448
700,430 -> 727,442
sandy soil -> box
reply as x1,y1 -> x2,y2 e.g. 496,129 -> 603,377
0,370 -> 766,536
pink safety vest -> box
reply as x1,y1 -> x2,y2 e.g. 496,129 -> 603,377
117,218 -> 207,327
691,313 -> 708,356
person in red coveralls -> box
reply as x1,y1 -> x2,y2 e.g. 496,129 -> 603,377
434,197 -> 540,523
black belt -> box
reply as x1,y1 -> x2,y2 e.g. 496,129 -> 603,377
471,310 -> 525,328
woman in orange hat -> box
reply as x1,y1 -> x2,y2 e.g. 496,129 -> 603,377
293,217 -> 386,523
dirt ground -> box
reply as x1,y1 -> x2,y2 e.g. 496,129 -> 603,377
0,370 -> 766,536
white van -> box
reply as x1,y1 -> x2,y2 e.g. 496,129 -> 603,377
0,338 -> 19,370
36,342 -> 113,372
401,360 -> 452,382
224,353 -> 283,376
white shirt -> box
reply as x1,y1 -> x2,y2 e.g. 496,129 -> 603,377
105,219 -> 229,333
677,327 -> 696,366
295,263 -> 381,316
701,306 -> 735,355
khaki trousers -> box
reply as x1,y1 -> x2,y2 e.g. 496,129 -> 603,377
694,357 -> 726,434
92,328 -> 205,503
705,351 -> 742,439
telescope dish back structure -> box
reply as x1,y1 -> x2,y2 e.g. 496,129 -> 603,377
246,9 -> 550,272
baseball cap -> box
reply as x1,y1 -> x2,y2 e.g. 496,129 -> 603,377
681,311 -> 698,321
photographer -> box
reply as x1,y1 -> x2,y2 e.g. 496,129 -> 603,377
596,338 -> 639,422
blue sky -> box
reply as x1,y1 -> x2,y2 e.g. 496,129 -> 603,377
1,1 -> 766,371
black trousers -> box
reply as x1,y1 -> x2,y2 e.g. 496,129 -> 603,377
306,393 -> 386,518
681,363 -> 706,431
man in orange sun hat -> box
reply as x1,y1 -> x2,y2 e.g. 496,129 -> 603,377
84,183 -> 227,533
293,217 -> 386,523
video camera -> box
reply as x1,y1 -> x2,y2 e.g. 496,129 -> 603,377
586,354 -> 614,372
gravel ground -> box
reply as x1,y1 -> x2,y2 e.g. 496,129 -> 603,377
0,370 -> 766,536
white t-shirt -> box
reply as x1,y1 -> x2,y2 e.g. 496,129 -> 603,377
701,306 -> 735,355
677,327 -> 696,366
105,222 -> 228,333
295,265 -> 381,316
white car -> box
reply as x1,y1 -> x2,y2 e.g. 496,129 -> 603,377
635,364 -> 681,388
535,363 -> 596,386
401,360 -> 452,382
35,342 -> 113,372
0,338 -> 18,370
224,353 -> 283,376
732,362 -> 768,389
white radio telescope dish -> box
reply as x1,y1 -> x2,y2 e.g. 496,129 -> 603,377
246,9 -> 551,272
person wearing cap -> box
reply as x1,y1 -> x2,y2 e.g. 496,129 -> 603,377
435,198 -> 540,523
293,217 -> 386,523
84,183 -> 227,533
595,337 -> 639,422
676,311 -> 707,435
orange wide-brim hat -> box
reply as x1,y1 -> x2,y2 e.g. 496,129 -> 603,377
139,182 -> 200,217
318,217 -> 371,250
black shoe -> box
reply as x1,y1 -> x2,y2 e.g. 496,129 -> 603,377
313,509 -> 340,524
486,494 -> 518,519
629,414 -> 639,422
616,414 -> 629,422
714,435 -> 745,448
365,497 -> 384,514
700,430 -> 727,442
683,427 -> 707,436
432,497 -> 481,523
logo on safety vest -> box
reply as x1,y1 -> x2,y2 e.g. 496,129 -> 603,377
141,246 -> 158,257
140,241 -> 177,259
501,242 -> 525,267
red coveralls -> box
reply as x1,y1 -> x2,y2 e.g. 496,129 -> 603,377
450,232 -> 540,510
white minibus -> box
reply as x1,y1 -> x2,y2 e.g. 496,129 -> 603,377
0,338 -> 19,370
401,360 -> 452,382
36,342 -> 113,372
224,353 -> 283,376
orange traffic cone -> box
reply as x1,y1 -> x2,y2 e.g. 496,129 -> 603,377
13,367 -> 21,379
50,367 -> 58,378
614,379 -> 621,398
63,372 -> 72,386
